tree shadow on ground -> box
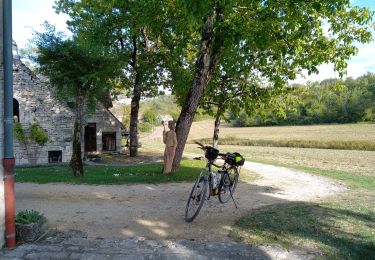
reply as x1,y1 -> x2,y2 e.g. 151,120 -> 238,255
231,201 -> 375,259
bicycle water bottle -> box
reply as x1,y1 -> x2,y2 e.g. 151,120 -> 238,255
216,171 -> 222,184
212,172 -> 217,189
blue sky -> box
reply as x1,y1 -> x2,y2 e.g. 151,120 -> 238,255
12,0 -> 375,83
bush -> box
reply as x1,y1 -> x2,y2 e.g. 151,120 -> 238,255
139,122 -> 152,133
143,110 -> 158,125
30,122 -> 48,145
16,210 -> 45,224
14,122 -> 28,144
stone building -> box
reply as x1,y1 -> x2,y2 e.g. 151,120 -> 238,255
13,43 -> 126,165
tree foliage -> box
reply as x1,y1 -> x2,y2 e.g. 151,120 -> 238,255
160,0 -> 373,170
231,73 -> 375,126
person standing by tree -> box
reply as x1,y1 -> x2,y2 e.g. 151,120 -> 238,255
163,121 -> 177,174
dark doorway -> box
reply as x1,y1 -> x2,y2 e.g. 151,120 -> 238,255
48,151 -> 62,163
84,123 -> 97,152
13,98 -> 20,122
102,132 -> 116,151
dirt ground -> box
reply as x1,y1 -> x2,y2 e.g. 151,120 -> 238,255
15,161 -> 346,242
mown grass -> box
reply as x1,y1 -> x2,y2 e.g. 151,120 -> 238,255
191,137 -> 375,151
225,145 -> 375,259
15,160 -> 206,184
187,121 -> 375,142
15,159 -> 256,185
230,198 -> 375,259
215,145 -> 375,176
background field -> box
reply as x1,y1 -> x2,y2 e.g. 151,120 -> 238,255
188,120 -> 375,141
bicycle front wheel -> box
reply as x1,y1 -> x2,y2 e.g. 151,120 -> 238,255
184,175 -> 208,222
218,166 -> 239,203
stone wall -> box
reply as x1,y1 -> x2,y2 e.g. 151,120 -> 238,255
0,0 -> 6,246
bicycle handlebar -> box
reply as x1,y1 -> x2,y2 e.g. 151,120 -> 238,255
194,141 -> 228,160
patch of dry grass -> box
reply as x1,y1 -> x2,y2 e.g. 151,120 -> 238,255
141,122 -> 375,177
188,120 -> 375,142
215,145 -> 375,177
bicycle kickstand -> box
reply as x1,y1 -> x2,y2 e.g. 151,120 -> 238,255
230,189 -> 239,209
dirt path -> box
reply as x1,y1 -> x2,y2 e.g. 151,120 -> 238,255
15,162 -> 346,241
140,126 -> 164,141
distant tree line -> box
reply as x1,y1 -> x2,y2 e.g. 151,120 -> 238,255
230,73 -> 375,127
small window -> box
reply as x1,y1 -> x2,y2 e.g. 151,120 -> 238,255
48,151 -> 62,163
13,98 -> 20,122
102,132 -> 116,151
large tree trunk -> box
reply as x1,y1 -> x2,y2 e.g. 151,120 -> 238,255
172,14 -> 215,172
129,36 -> 141,157
129,77 -> 141,157
70,92 -> 84,177
213,111 -> 221,148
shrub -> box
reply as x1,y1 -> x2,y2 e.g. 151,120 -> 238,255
143,110 -> 158,124
14,122 -> 28,144
29,122 -> 48,145
16,210 -> 45,224
139,122 -> 152,133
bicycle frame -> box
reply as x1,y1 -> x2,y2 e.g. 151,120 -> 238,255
205,160 -> 232,198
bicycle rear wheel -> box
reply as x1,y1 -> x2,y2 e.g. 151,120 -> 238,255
184,175 -> 208,222
218,166 -> 239,203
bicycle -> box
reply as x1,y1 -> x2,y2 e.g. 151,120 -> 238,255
184,141 -> 245,222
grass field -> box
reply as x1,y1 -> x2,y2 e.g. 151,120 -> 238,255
187,121 -> 375,151
188,120 -> 375,142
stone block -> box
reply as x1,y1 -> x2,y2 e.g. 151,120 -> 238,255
15,218 -> 45,243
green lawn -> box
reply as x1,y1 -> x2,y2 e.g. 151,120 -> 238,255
221,145 -> 375,259
15,160 -> 206,184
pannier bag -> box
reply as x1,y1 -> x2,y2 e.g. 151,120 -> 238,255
225,152 -> 245,166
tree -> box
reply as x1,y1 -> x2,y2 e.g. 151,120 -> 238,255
202,72 -> 271,147
55,0 -> 168,157
160,1 -> 373,171
33,24 -> 120,176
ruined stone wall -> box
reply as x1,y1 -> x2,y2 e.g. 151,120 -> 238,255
13,55 -> 75,165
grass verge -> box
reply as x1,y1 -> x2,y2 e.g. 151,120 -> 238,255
191,137 -> 375,151
229,159 -> 375,259
15,159 -> 256,185
15,160 -> 206,184
230,197 -> 375,259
